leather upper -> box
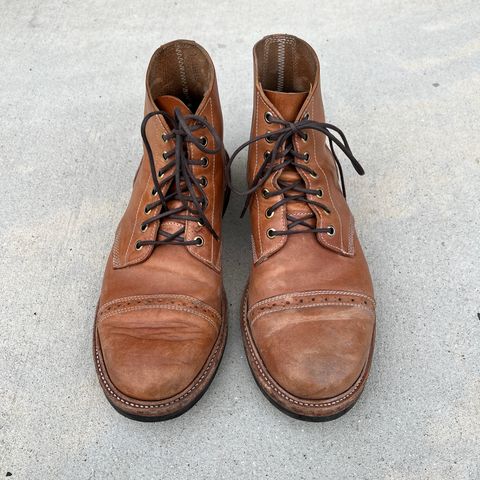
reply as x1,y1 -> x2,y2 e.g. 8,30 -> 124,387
245,34 -> 376,401
96,41 -> 227,402
113,42 -> 225,271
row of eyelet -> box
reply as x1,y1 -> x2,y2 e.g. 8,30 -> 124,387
191,137 -> 208,247
134,131 -> 207,251
262,110 -> 335,239
136,197 -> 155,249
194,136 -> 209,248
136,239 -> 205,251
299,112 -> 310,165
265,225 -> 335,239
264,131 -> 310,145
164,131 -> 207,147
305,120 -> 321,215
135,132 -> 171,248
135,230 -> 205,250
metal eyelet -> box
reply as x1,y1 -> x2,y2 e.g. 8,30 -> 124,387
327,225 -> 336,236
194,236 -> 204,246
158,170 -> 164,178
200,157 -> 209,167
144,206 -> 152,214
199,176 -> 208,187
162,151 -> 168,161
264,111 -> 273,123
316,189 -> 323,198
265,208 -> 274,219
265,131 -> 274,143
141,223 -> 148,232
262,188 -> 270,199
303,112 -> 310,120
197,218 -> 205,227
135,241 -> 143,250
302,133 -> 309,142
152,188 -> 158,196
266,228 -> 276,239
264,150 -> 271,161
309,171 -> 318,179
161,133 -> 168,142
303,152 -> 310,163
199,136 -> 208,146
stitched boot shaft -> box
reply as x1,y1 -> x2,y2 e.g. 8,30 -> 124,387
94,41 -> 228,420
240,34 -> 376,419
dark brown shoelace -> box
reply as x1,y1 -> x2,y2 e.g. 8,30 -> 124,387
137,107 -> 226,248
226,114 -> 365,237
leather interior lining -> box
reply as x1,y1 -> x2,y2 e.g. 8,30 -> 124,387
148,41 -> 211,112
254,34 -> 317,92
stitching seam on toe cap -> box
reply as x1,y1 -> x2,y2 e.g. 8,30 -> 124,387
249,290 -> 375,310
250,301 -> 375,326
248,290 -> 375,325
100,304 -> 219,331
98,294 -> 221,331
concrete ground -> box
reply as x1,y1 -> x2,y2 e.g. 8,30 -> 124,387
1,0 -> 479,478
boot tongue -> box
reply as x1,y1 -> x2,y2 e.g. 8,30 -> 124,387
264,90 -> 308,121
155,94 -> 192,117
264,90 -> 312,218
154,95 -> 193,236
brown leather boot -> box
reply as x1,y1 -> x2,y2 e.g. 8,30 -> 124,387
93,41 -> 229,421
228,34 -> 376,420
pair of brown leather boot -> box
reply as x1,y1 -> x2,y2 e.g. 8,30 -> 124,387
93,34 -> 376,421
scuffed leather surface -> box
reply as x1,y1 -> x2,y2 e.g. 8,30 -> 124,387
98,296 -> 219,401
95,41 -> 226,404
245,35 -> 376,408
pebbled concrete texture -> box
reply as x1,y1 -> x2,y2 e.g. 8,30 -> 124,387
1,0 -> 479,478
